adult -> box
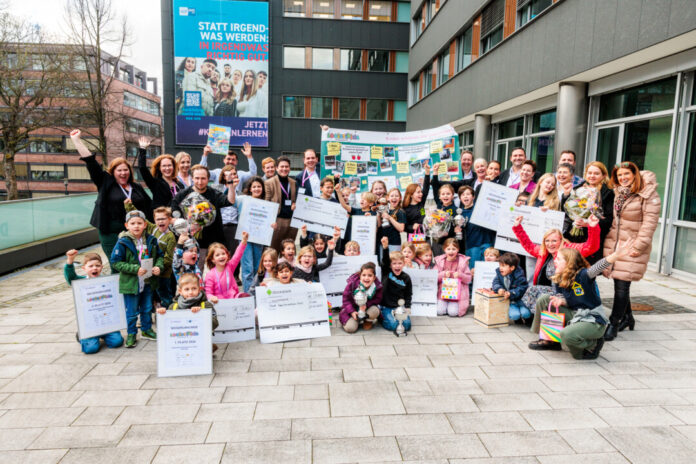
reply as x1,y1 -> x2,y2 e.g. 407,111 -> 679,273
486,160 -> 501,182
257,70 -> 267,92
510,160 -> 537,194
471,158 -> 488,194
460,150 -> 474,181
218,165 -> 240,257
296,148 -> 321,198
223,63 -> 232,79
175,151 -> 193,187
71,130 -> 151,260
602,162 -> 660,340
261,157 -> 276,180
210,69 -> 220,94
498,147 -> 541,186
556,163 -> 575,200
231,69 -> 243,97
431,152 -> 474,196
171,164 -> 236,264
237,70 -> 266,117
528,173 -> 560,210
557,150 -> 584,187
402,164 -> 431,236
201,142 -> 257,193
213,78 -> 238,117
138,138 -> 184,209
179,57 -> 216,116
265,156 -> 297,252
565,161 -> 614,263
175,57 -> 196,114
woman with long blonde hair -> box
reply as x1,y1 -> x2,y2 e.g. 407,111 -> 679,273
214,78 -> 238,117
528,173 -> 560,210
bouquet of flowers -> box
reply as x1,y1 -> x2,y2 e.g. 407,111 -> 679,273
423,207 -> 453,240
179,192 -> 217,229
564,186 -> 602,236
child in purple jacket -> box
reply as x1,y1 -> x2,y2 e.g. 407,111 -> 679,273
340,262 -> 383,333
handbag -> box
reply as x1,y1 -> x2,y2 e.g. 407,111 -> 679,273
408,223 -> 426,243
539,301 -> 565,342
440,277 -> 460,301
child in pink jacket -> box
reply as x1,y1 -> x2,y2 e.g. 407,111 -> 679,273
204,233 -> 248,300
435,238 -> 472,317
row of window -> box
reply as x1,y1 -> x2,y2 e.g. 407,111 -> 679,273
125,118 -> 161,137
123,91 -> 160,116
413,0 -> 447,41
283,47 -> 408,73
284,0 -> 410,22
1,135 -> 162,159
283,96 -> 406,122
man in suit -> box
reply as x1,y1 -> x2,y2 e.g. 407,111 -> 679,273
265,156 -> 297,252
497,147 -> 541,186
295,148 -> 321,198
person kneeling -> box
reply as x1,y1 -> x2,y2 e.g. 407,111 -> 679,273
492,252 -> 530,324
340,262 -> 383,333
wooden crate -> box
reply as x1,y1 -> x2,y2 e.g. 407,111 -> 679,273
473,290 -> 510,328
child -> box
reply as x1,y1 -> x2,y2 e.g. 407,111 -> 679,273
64,249 -> 124,354
300,225 -> 341,259
262,261 -> 303,286
294,242 -> 335,282
401,242 -> 417,269
435,238 -> 472,317
351,191 -> 376,217
278,238 -> 296,264
515,191 -> 531,207
343,241 -> 361,256
204,234 -> 248,300
379,238 -> 413,332
110,210 -> 163,348
378,188 -> 406,252
528,239 -> 635,359
249,248 -> 278,296
492,252 -> 530,323
173,234 -> 202,283
340,262 -> 383,333
414,243 -> 435,269
484,247 -> 500,262
458,186 -> 495,267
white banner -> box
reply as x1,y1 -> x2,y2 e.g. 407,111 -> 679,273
350,215 -> 377,256
472,261 -> 499,293
256,283 -> 331,343
235,196 -> 278,247
71,275 -> 127,340
212,297 -> 256,343
290,194 -> 349,238
494,205 -> 565,257
157,309 -> 213,377
408,268 -> 438,317
470,181 -> 518,230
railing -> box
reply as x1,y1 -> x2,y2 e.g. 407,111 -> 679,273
0,193 -> 97,251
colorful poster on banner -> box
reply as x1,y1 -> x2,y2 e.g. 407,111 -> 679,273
173,0 -> 269,146
321,125 -> 460,193
207,124 -> 231,155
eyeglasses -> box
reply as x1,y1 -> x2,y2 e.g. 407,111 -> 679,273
615,162 -> 631,168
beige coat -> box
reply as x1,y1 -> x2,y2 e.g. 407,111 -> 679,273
603,171 -> 661,282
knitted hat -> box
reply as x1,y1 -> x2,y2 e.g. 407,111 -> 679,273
125,210 -> 146,222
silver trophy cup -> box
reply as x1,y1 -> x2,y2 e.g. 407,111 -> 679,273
454,208 -> 465,240
377,198 -> 390,227
354,289 -> 368,321
392,299 -> 410,337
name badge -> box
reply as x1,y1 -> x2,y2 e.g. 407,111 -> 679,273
298,188 -> 306,195
284,200 -> 292,206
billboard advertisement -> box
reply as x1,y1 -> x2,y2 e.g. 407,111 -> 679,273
172,0 -> 269,147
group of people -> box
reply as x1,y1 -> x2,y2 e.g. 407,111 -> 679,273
175,57 -> 268,118
66,128 -> 660,361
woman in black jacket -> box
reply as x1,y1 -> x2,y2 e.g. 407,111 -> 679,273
71,130 -> 152,260
138,137 -> 184,209
402,162 -> 431,236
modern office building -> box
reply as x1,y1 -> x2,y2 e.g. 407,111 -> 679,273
0,46 -> 162,199
406,0 -> 696,277
160,0 -> 410,170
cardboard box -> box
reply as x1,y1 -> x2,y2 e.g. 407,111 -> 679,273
473,290 -> 510,328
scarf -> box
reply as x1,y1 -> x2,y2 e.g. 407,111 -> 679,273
614,186 -> 632,214
175,292 -> 205,310
353,282 -> 376,300
295,262 -> 313,274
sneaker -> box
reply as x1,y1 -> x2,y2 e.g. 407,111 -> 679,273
141,329 -> 157,340
125,333 -> 137,348
212,344 -> 219,353
582,338 -> 605,360
528,339 -> 562,351
362,321 -> 374,331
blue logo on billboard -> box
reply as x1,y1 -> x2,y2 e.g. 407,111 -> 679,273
179,7 -> 195,16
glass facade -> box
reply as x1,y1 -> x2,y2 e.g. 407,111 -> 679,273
598,77 -> 677,121
367,50 -> 389,72
341,0 -> 363,19
283,96 -> 305,118
340,49 -> 362,71
284,47 -> 305,69
339,98 -> 360,119
311,97 -> 333,118
366,99 -> 388,120
312,48 -> 334,70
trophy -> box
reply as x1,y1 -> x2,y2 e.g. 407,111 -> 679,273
377,197 -> 390,227
454,208 -> 465,240
171,218 -> 189,236
392,298 -> 410,337
354,288 -> 368,321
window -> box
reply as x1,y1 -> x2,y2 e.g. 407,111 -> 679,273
341,0 -> 363,19
283,96 -> 305,118
74,58 -> 87,71
366,99 -> 388,120
679,115 -> 696,222
481,26 -> 503,54
517,0 -> 552,28
30,164 -> 65,181
427,0 -> 438,21
396,2 -> 410,23
340,49 -> 362,71
532,109 -> 556,133
31,54 -> 44,71
598,77 -> 677,121
313,0 -> 334,18
284,0 -> 306,17
438,49 -> 450,85
125,118 -> 161,137
367,50 -> 389,72
67,165 -> 91,181
529,109 -> 556,173
284,47 -> 305,69
126,143 -> 161,159
339,98 -> 360,119
393,101 -> 407,122
27,137 -> 64,154
311,97 -> 333,118
459,130 -> 474,151
368,0 -> 391,21
423,64 -> 434,96
395,51 -> 408,73
480,0 -> 504,54
456,28 -> 473,71
123,91 -> 160,116
312,48 -> 334,70
499,117 -> 524,139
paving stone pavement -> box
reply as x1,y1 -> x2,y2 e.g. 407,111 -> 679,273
1,250 -> 696,463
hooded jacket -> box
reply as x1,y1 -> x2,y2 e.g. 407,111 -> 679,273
110,231 -> 163,294
492,266 -> 529,302
340,272 -> 384,325
603,171 -> 661,282
435,253 -> 472,313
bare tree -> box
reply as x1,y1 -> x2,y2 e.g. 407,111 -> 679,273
0,12 -> 72,200
64,0 -> 132,166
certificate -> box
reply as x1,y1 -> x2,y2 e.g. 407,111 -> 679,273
256,283 -> 331,343
212,297 -> 256,343
157,309 -> 213,377
235,196 -> 278,246
470,181 -> 518,230
140,258 -> 154,280
319,255 -> 379,309
290,194 -> 349,238
494,205 -> 565,257
408,268 -> 438,317
472,261 -> 499,293
71,275 -> 127,340
207,124 -> 231,155
350,215 -> 377,256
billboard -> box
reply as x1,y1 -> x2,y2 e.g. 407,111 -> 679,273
172,0 -> 269,147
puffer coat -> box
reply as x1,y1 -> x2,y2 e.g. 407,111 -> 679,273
603,171 -> 661,282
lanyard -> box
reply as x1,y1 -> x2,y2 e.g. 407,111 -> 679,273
302,169 -> 313,186
170,182 -> 179,196
278,179 -> 290,199
215,267 -> 230,294
135,238 -> 145,263
119,184 -> 132,200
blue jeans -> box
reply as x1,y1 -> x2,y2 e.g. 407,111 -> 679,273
157,276 -> 174,308
509,302 -> 531,321
80,331 -> 124,354
381,306 -> 411,332
241,243 -> 264,293
465,244 -> 492,270
123,286 -> 153,335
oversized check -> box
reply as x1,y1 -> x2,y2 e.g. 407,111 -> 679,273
157,308 -> 213,377
408,268 -> 438,317
291,194 -> 349,238
350,215 -> 377,256
470,181 -> 518,230
256,283 -> 331,343
319,255 -> 380,308
494,205 -> 565,257
212,297 -> 256,343
71,275 -> 127,340
235,195 -> 278,246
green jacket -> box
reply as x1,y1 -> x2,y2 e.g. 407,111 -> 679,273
125,202 -> 175,277
110,231 -> 164,295
64,263 -> 85,284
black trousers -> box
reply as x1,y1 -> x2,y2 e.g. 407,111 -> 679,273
610,279 -> 632,325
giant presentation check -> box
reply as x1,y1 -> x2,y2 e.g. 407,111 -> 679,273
495,205 -> 565,257
290,194 -> 349,238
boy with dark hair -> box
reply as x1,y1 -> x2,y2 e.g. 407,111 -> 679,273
492,252 -> 530,324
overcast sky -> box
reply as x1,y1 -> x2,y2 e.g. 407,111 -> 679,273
7,0 -> 164,95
